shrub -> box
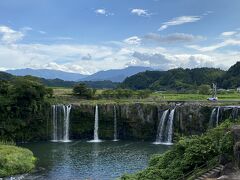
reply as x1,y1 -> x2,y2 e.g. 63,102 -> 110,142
121,119 -> 237,180
0,145 -> 36,177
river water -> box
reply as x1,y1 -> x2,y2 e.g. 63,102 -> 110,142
19,141 -> 170,180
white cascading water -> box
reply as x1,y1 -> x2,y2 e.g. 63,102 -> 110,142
63,105 -> 72,142
166,108 -> 176,144
89,105 -> 102,143
209,107 -> 217,128
52,104 -> 72,142
216,106 -> 220,126
52,105 -> 57,142
113,105 -> 118,141
154,109 -> 169,144
153,107 -> 175,145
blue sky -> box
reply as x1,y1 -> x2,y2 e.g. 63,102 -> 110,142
0,0 -> 240,74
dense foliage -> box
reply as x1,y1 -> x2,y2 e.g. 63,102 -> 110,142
0,143 -> 36,177
121,67 -> 225,91
121,120 -> 237,180
0,77 -> 51,142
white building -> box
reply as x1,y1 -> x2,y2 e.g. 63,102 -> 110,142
237,87 -> 240,92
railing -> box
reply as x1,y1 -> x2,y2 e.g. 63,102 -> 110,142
177,156 -> 220,180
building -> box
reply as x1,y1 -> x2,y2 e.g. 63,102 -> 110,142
237,87 -> 240,92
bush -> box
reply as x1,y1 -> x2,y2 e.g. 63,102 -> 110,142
121,120 -> 237,180
0,145 -> 36,177
198,84 -> 211,95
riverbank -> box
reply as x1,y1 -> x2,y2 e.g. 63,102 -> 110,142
0,143 -> 36,178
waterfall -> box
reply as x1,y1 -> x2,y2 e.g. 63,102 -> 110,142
209,106 -> 240,128
153,108 -> 175,145
113,105 -> 118,141
166,108 -> 176,144
63,105 -> 72,142
209,107 -> 217,128
89,105 -> 102,143
52,105 -> 57,141
52,104 -> 72,142
154,109 -> 169,144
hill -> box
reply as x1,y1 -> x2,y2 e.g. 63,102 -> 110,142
6,68 -> 88,81
220,61 -> 240,88
81,66 -> 153,82
121,67 -> 225,91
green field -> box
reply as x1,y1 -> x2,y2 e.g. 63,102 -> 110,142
50,87 -> 240,105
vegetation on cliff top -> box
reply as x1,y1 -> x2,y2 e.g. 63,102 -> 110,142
0,77 -> 51,142
0,142 -> 36,177
121,120 -> 238,180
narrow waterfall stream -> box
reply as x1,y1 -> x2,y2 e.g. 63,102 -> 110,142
154,108 -> 176,145
52,104 -> 72,142
89,105 -> 102,143
113,105 -> 118,141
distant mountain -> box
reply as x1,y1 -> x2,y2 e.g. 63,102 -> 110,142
6,68 -> 88,81
81,66 -> 153,82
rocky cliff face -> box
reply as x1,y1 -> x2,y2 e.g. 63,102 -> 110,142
67,103 -> 214,141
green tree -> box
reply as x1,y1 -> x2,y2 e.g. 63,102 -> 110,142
73,83 -> 96,99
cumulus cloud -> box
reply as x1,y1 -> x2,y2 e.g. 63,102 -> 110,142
158,16 -> 201,31
130,51 -> 215,70
124,36 -> 142,45
0,26 -> 24,44
144,33 -> 204,43
131,9 -> 151,17
131,51 -> 175,70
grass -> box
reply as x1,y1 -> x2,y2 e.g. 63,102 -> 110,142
0,144 -> 36,177
49,87 -> 240,105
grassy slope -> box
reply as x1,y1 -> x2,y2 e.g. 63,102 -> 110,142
0,144 -> 36,177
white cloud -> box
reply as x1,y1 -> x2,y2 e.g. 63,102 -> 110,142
95,9 -> 113,16
131,9 -> 151,17
158,16 -> 201,31
221,31 -> 237,36
131,51 -> 214,70
124,36 -> 142,45
39,30 -> 46,34
95,9 -> 106,15
0,25 -> 238,74
188,39 -> 240,52
0,26 -> 24,44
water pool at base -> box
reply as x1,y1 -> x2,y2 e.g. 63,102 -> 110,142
20,141 -> 170,180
